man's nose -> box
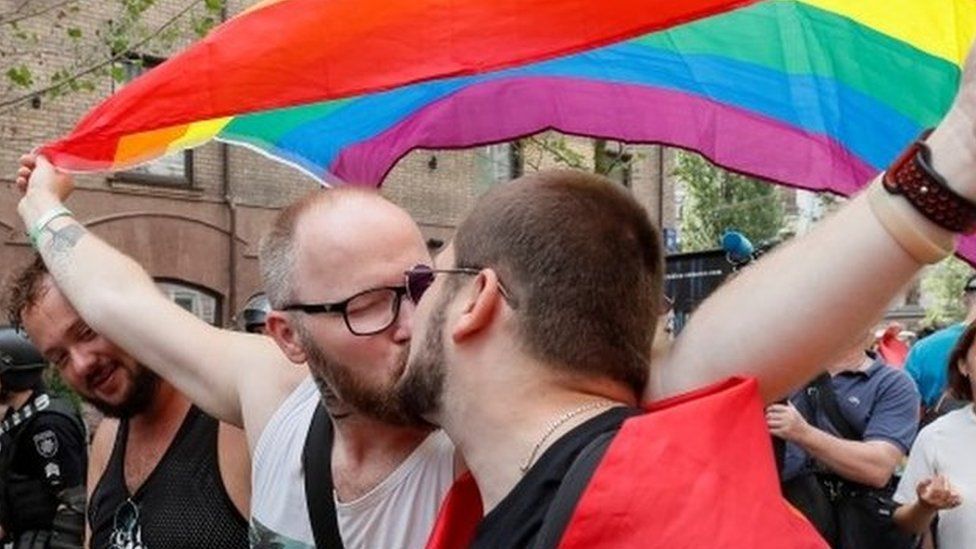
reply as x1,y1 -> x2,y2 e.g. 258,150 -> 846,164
392,297 -> 415,343
67,344 -> 99,378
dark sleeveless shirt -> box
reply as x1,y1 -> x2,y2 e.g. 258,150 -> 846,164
88,405 -> 248,549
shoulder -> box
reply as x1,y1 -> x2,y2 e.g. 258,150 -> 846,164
91,418 -> 119,456
923,406 -> 973,435
915,325 -> 965,350
870,365 -> 919,396
89,418 -> 120,484
249,373 -> 317,457
20,408 -> 87,466
239,358 -> 308,446
29,406 -> 85,442
217,421 -> 251,520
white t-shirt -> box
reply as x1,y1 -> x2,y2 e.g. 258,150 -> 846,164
250,376 -> 456,548
894,406 -> 976,549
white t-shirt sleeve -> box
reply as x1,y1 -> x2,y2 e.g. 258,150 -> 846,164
894,426 -> 936,505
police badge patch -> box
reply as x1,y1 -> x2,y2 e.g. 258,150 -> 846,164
33,430 -> 58,458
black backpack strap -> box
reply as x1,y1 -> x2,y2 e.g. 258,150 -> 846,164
811,373 -> 860,441
531,431 -> 616,549
303,403 -> 344,548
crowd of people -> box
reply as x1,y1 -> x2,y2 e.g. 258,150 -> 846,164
0,29 -> 974,549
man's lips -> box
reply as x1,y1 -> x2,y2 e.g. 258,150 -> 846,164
87,365 -> 119,392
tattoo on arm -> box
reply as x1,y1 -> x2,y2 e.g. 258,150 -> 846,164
44,224 -> 86,255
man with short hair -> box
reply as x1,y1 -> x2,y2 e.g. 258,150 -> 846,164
394,39 -> 976,544
905,274 -> 976,410
768,335 -> 920,548
5,258 -> 251,549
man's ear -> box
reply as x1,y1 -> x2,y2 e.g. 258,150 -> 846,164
265,311 -> 308,365
452,269 -> 505,343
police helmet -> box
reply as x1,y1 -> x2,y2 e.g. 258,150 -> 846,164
0,327 -> 46,391
239,293 -> 271,333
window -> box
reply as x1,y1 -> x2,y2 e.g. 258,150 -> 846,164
156,281 -> 220,326
484,142 -> 522,183
113,55 -> 194,186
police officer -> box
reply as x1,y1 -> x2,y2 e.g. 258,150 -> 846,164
237,293 -> 270,334
0,328 -> 85,549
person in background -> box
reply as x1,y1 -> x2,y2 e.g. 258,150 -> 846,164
894,321 -> 976,549
0,327 -> 86,549
5,258 -> 251,549
905,275 -> 976,411
768,333 -> 919,548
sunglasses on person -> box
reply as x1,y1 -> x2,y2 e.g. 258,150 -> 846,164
279,264 -> 486,336
110,498 -> 147,549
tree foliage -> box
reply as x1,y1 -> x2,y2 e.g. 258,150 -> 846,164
920,256 -> 975,327
674,150 -> 785,252
520,133 -> 635,180
0,0 -> 226,117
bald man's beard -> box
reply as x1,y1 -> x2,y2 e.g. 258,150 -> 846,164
295,322 -> 422,427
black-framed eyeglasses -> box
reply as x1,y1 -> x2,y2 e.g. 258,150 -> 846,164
280,285 -> 414,336
280,264 -> 512,337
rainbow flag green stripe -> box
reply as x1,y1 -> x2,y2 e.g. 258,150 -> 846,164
634,0 -> 960,126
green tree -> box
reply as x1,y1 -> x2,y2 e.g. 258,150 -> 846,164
1,0 -> 226,117
675,150 -> 785,252
520,133 -> 636,181
920,256 -> 975,326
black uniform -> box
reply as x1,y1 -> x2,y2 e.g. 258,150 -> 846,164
0,390 -> 87,549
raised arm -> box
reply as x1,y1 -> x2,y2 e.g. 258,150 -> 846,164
651,40 -> 976,403
14,158 -> 302,436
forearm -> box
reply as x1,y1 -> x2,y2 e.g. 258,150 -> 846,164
19,191 -> 159,332
17,191 -> 245,425
794,428 -> 897,488
893,500 -> 938,535
652,110 -> 976,404
654,190 -> 924,402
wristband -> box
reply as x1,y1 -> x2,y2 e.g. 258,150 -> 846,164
882,129 -> 976,234
867,180 -> 955,264
28,206 -> 73,249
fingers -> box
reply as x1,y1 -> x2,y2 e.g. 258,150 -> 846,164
15,153 -> 36,189
920,475 -> 964,509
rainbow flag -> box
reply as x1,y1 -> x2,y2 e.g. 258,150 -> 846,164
40,0 -> 976,254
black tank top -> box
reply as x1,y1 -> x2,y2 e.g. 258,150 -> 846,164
88,406 -> 248,549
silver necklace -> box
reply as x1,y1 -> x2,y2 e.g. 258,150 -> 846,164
519,400 -> 618,474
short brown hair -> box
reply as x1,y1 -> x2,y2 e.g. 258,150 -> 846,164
452,170 -> 662,397
947,321 -> 976,401
4,254 -> 51,329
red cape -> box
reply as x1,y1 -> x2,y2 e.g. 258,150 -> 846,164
427,377 -> 827,548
